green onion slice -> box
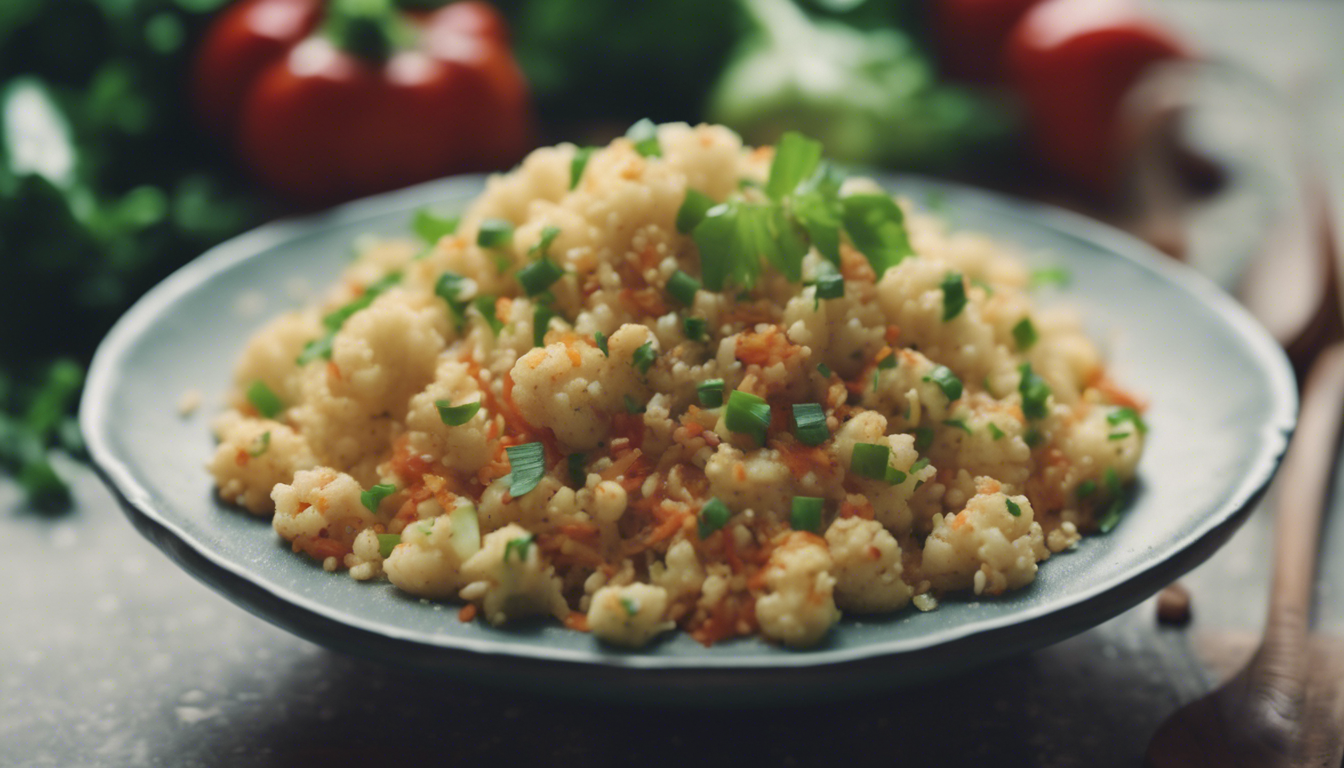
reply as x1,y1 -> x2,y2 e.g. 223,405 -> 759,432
913,427 -> 934,450
684,316 -> 707,341
923,365 -> 963,403
1018,363 -> 1051,420
570,146 -> 595,189
813,262 -> 844,300
1012,317 -> 1038,351
725,390 -> 771,445
533,304 -> 557,348
377,533 -> 401,558
568,453 -> 586,487
676,189 -> 715,234
435,400 -> 480,426
1106,407 -> 1148,435
477,218 -> 514,249
632,341 -> 656,374
790,496 -> 824,533
697,379 -> 725,408
623,395 -> 646,414
413,208 -> 459,243
941,271 -> 967,321
988,422 -> 1005,440
1005,498 -> 1022,517
528,225 -> 562,259
361,483 -> 396,513
296,334 -> 334,365
595,331 -> 609,357
246,380 -> 284,419
1030,267 -> 1071,288
697,497 -> 731,539
247,431 -> 271,457
473,295 -> 503,335
792,403 -> 829,446
518,258 -> 565,296
850,442 -> 890,481
503,534 -> 535,563
626,118 -> 661,157
620,596 -> 640,617
1076,479 -> 1097,499
942,419 -> 971,434
817,363 -> 833,378
504,442 -> 546,497
667,270 -> 700,306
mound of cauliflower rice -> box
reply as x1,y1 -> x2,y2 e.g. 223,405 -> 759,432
210,122 -> 1145,648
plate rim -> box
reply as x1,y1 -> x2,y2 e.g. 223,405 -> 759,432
79,172 -> 1298,673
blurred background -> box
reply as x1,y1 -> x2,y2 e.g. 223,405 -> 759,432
0,0 -> 1338,514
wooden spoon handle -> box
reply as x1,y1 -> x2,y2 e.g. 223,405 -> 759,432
1255,342 -> 1344,690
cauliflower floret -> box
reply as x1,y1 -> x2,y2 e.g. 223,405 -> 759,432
754,532 -> 841,648
825,517 -> 912,612
327,293 -> 445,419
459,524 -> 569,625
270,468 -> 377,544
384,509 -> 478,598
830,411 -> 930,533
705,445 -> 793,514
922,490 -> 1050,595
510,339 -> 617,451
230,310 -> 323,410
344,528 -> 385,581
650,539 -> 705,601
209,414 -> 316,513
404,359 -> 492,474
587,583 -> 674,647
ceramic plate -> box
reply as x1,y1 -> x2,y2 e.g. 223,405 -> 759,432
80,174 -> 1296,705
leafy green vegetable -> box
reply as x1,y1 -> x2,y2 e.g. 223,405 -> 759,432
676,189 -> 716,234
1107,407 -> 1148,435
594,331 -> 609,357
528,225 -> 562,259
568,453 -> 586,487
474,296 -> 504,335
922,365 -> 962,402
361,483 -> 396,513
413,207 -> 459,243
766,131 -> 822,200
518,258 -> 565,296
632,341 -> 656,374
533,304 -> 557,347
623,395 -> 646,414
477,218 -> 514,249
377,533 -> 400,558
941,271 -> 966,321
987,422 -> 1005,441
246,381 -> 284,419
841,194 -> 913,274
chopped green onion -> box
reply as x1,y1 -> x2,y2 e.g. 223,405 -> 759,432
377,533 -> 400,558
435,400 -> 480,426
435,271 -> 471,327
942,419 -> 971,434
321,271 -> 402,330
361,483 -> 396,513
518,258 -> 565,296
698,497 -> 731,539
595,331 -> 609,357
813,267 -> 844,300
296,333 -> 335,365
725,390 -> 771,445
1005,498 -> 1022,517
1012,317 -> 1038,351
247,431 -> 271,457
1108,432 -> 1131,441
503,534 -> 535,563
533,304 -> 557,348
1018,363 -> 1051,420
620,596 -> 640,617
817,363 -> 833,378
697,379 -> 725,408
941,271 -> 967,321
667,270 -> 700,306
1097,502 -> 1124,533
623,395 -> 646,414
1104,467 -> 1122,498
972,278 -> 994,296
626,118 -> 661,157
840,194 -> 913,275
473,295 -> 503,335
570,146 -> 595,189
877,352 -> 897,370
913,427 -> 934,450
477,218 -> 513,249
884,466 -> 907,485
1107,407 -> 1148,435
1030,267 -> 1071,288
528,225 -> 562,259
790,496 -> 824,533
568,453 -> 586,487
850,442 -> 890,481
1077,479 -> 1097,499
683,316 -> 707,341
504,442 -> 546,497
413,208 -> 459,243
988,422 -> 1005,440
632,341 -> 656,374
910,457 -> 930,474
923,365 -> 963,402
676,189 -> 715,234
766,132 -> 823,201
1024,428 -> 1044,447
792,403 -> 829,446
246,380 -> 284,419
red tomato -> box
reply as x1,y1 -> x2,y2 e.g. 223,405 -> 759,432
193,0 -> 533,205
931,0 -> 1045,84
1006,0 -> 1186,193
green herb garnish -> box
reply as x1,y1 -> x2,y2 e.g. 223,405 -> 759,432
504,534 -> 535,563
435,400 -> 480,426
923,365 -> 963,402
477,218 -> 514,249
504,442 -> 546,497
1012,317 -> 1038,351
247,431 -> 271,457
850,442 -> 890,481
913,427 -> 934,450
377,533 -> 400,558
697,379 -> 725,408
840,194 -> 913,275
413,208 -> 459,243
1108,432 -> 1131,441
941,271 -> 966,321
533,304 -> 557,348
623,395 -> 646,414
790,496 -> 824,533
1077,479 -> 1097,499
683,316 -> 707,341
766,131 -> 823,201
626,118 -> 661,158
620,596 -> 641,617
1106,407 -> 1148,435
676,189 -> 715,234
725,390 -> 770,445
1005,498 -> 1022,517
568,453 -> 586,487
632,341 -> 656,374
518,258 -> 565,297
595,331 -> 609,357
1018,363 -> 1051,420
528,225 -> 562,259
667,270 -> 700,306
988,422 -> 1005,440
1030,267 -> 1071,288
792,403 -> 829,446
570,146 -> 595,189
817,363 -> 833,378
698,497 -> 731,539
942,419 -> 971,434
246,380 -> 284,419
361,483 -> 396,513
473,295 -> 503,335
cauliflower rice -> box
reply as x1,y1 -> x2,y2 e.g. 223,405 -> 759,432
209,123 -> 1145,648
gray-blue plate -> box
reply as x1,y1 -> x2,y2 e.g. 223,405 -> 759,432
80,174 -> 1296,705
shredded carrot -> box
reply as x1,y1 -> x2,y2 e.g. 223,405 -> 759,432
564,612 -> 590,632
234,449 -> 249,467
458,604 -> 478,623
884,325 -> 901,345
326,361 -> 341,381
